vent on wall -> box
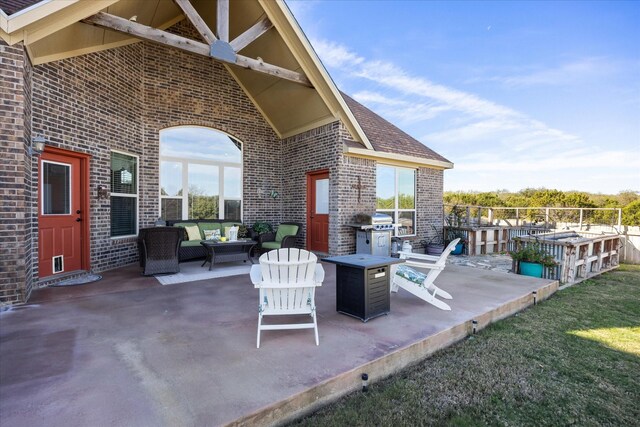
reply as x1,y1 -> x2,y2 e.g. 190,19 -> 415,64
52,255 -> 64,274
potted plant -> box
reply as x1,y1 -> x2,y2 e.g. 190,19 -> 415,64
250,221 -> 272,241
237,224 -> 249,239
446,229 -> 468,255
510,239 -> 557,278
423,225 -> 445,255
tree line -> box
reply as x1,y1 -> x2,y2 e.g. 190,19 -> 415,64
443,189 -> 640,226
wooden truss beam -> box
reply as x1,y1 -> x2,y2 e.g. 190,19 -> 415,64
83,12 -> 312,87
217,0 -> 229,42
230,16 -> 273,52
173,0 -> 217,45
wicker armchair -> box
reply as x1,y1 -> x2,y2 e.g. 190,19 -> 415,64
258,222 -> 302,253
138,227 -> 183,276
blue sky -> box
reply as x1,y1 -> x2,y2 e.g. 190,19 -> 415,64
286,0 -> 640,194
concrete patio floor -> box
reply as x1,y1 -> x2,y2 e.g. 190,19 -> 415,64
0,262 -> 557,426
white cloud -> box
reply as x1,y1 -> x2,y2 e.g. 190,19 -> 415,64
468,57 -> 621,87
352,91 -> 406,106
311,38 -> 639,192
352,91 -> 453,123
311,39 -> 364,68
355,60 -> 521,119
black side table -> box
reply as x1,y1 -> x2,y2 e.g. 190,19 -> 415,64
323,254 -> 404,322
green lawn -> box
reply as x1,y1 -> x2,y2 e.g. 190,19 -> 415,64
292,265 -> 640,426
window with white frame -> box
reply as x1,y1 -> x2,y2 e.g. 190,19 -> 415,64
376,165 -> 416,236
159,127 -> 242,221
110,151 -> 138,237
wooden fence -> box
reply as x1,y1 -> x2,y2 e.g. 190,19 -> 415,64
444,226 -> 621,284
514,232 -> 620,284
444,204 -> 638,264
444,226 -> 548,256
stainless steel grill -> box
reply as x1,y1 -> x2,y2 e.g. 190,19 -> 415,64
349,213 -> 395,256
350,213 -> 395,230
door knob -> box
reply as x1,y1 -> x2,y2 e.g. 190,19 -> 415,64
76,218 -> 82,222
76,210 -> 81,214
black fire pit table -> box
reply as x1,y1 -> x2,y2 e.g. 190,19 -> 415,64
323,254 -> 404,322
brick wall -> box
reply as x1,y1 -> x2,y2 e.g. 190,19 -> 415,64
415,167 -> 445,250
334,135 -> 377,254
281,121 -> 378,255
281,121 -> 341,251
142,20 -> 282,230
31,43 -> 145,275
0,41 -> 29,304
23,19 -> 281,285
282,120 -> 444,256
281,121 -> 380,256
23,44 -> 35,300
1,20 -> 446,304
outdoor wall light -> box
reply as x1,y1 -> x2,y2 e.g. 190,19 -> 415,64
28,134 -> 47,156
97,185 -> 110,199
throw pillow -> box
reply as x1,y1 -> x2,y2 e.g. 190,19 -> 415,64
184,225 -> 201,241
204,229 -> 221,240
198,222 -> 221,240
221,222 -> 241,236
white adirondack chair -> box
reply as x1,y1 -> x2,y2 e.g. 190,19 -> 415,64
390,238 -> 460,311
250,248 -> 325,348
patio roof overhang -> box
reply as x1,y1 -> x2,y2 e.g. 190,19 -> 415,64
344,146 -> 454,170
0,0 -> 373,146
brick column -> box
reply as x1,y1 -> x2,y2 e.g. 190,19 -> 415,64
0,41 -> 31,304
415,167 -> 444,251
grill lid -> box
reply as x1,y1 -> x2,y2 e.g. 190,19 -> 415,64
352,212 -> 393,226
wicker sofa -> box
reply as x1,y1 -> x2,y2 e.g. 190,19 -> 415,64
165,219 -> 244,261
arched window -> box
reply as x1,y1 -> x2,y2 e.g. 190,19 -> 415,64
159,127 -> 242,220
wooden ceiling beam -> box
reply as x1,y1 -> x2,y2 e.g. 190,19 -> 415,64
230,16 -> 273,52
173,0 -> 217,45
216,0 -> 229,42
236,56 -> 310,86
82,12 -> 312,87
83,12 -> 209,55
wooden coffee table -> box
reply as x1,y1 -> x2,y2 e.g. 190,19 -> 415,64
200,239 -> 257,271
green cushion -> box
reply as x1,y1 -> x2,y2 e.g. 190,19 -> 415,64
181,240 -> 204,247
275,224 -> 298,243
261,241 -> 281,250
198,222 -> 221,240
395,265 -> 427,287
221,222 -> 241,237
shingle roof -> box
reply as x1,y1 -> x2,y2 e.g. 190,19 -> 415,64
0,0 -> 40,15
341,92 -> 451,164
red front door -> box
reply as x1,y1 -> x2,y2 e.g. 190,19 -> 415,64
38,151 -> 84,277
307,171 -> 329,253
